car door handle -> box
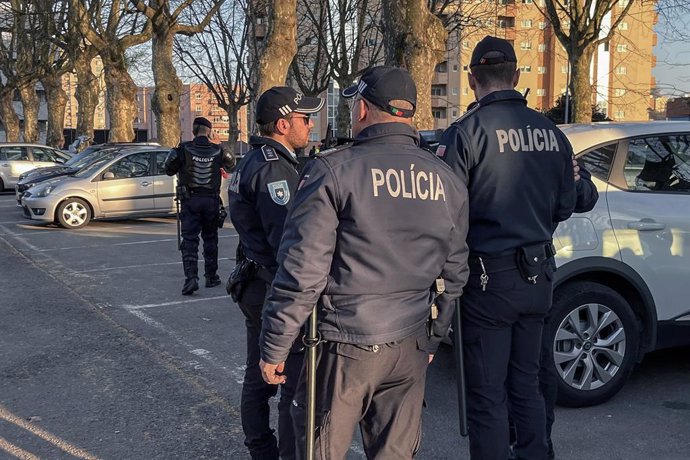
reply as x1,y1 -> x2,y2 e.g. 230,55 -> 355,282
1,163 -> 8,167
141,181 -> 151,187
627,220 -> 666,231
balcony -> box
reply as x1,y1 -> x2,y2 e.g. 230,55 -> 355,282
431,95 -> 447,107
433,72 -> 448,85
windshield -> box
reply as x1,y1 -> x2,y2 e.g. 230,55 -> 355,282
72,151 -> 121,178
66,148 -> 118,170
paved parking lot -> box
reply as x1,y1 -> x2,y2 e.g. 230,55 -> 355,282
1,191 -> 689,459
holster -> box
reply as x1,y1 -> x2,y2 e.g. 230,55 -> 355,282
218,206 -> 227,228
226,257 -> 274,303
516,242 -> 555,284
175,184 -> 190,201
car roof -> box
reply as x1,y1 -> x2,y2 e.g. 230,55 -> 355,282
0,143 -> 62,148
559,121 -> 690,154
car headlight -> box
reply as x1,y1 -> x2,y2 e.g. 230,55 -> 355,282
32,185 -> 56,197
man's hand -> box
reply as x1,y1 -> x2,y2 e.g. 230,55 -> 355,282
428,354 -> 434,364
260,359 -> 286,385
573,158 -> 581,182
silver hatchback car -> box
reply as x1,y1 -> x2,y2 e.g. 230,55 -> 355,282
0,143 -> 71,191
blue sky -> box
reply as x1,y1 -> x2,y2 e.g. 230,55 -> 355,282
653,9 -> 690,96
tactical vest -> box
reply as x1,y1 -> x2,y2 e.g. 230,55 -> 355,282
179,142 -> 222,191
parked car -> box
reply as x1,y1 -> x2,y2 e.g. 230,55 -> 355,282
549,121 -> 690,407
21,146 -> 228,229
15,144 -> 159,204
0,143 -> 71,191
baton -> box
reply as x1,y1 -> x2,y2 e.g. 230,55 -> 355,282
452,298 -> 468,437
175,196 -> 182,251
304,305 -> 319,460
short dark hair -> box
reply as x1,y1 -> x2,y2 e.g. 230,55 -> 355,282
258,121 -> 280,136
470,61 -> 517,87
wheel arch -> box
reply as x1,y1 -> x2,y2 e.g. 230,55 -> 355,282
554,256 -> 657,359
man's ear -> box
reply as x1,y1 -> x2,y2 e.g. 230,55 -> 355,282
357,99 -> 368,123
513,69 -> 521,88
468,73 -> 477,91
275,118 -> 291,136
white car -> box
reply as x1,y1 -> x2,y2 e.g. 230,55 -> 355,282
0,143 -> 71,191
550,121 -> 690,406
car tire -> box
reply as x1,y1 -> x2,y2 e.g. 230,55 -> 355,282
56,198 -> 92,229
0,177 -> 4,191
547,281 -> 639,407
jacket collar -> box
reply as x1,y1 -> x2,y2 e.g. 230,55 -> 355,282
353,122 -> 420,146
249,135 -> 299,165
193,135 -> 212,146
477,90 -> 527,108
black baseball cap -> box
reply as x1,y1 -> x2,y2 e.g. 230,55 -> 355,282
193,117 -> 212,129
255,87 -> 325,124
342,66 -> 417,118
470,36 -> 518,68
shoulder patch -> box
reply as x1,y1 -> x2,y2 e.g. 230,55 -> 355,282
450,102 -> 481,126
436,145 -> 447,158
317,142 -> 353,157
261,145 -> 279,161
267,180 -> 290,205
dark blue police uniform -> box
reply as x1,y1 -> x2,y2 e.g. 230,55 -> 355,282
228,135 -> 304,460
165,133 -> 234,295
439,88 -> 576,460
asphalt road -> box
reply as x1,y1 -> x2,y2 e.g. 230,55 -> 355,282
1,191 -> 689,459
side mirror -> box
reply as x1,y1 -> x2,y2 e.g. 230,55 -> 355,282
103,171 -> 115,180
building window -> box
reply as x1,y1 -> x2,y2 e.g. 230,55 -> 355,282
538,21 -> 546,29
616,44 -> 628,52
536,89 -> 546,96
538,44 -> 546,52
521,20 -> 533,28
520,66 -> 532,73
614,88 -> 627,96
452,109 -> 458,118
366,38 -> 377,46
452,64 -> 459,72
616,66 -> 627,75
452,87 -> 458,95
195,105 -> 202,113
432,108 -> 447,119
618,22 -> 629,30
463,65 -> 469,72
431,85 -> 447,96
520,41 -> 532,50
522,0 -> 534,3
615,110 -> 625,119
195,93 -> 201,100
462,40 -> 471,49
561,65 -> 568,74
538,66 -> 547,74
309,132 -> 319,142
463,87 -> 469,95
619,0 -> 630,8
435,61 -> 448,73
563,21 -> 570,30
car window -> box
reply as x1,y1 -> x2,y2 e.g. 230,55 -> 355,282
105,152 -> 152,180
579,143 -> 616,181
624,135 -> 690,192
32,147 -> 59,162
154,151 -> 170,175
0,146 -> 29,161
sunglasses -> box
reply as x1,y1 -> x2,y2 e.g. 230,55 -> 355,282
289,114 -> 311,125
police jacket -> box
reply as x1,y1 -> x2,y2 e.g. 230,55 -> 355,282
164,136 -> 234,193
574,165 -> 598,213
439,90 -> 576,256
228,136 -> 300,271
260,122 -> 470,365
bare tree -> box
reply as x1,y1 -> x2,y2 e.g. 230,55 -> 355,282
381,0 -> 447,129
175,0 -> 251,153
256,0 -> 297,95
131,0 -> 224,147
72,0 -> 152,142
288,1 -> 331,98
541,0 -> 636,123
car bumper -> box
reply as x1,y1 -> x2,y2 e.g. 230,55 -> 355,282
21,196 -> 57,222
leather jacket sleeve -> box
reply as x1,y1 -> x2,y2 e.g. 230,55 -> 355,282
554,135 -> 577,223
574,164 -> 599,213
164,147 -> 183,177
221,144 -> 236,172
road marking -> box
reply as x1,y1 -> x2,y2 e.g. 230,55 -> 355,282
77,257 -> 232,274
0,224 -> 41,251
0,436 -> 39,460
0,404 -> 100,460
40,234 -> 238,252
122,295 -> 229,310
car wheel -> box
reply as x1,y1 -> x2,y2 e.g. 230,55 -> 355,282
56,198 -> 92,229
547,281 -> 639,407
0,177 -> 4,191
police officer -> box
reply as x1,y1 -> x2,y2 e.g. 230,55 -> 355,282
228,86 -> 324,460
165,117 -> 235,295
258,66 -> 471,459
438,36 -> 576,460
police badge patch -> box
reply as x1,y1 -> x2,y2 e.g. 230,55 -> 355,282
267,180 -> 290,205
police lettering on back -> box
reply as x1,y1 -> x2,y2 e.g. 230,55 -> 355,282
496,126 -> 560,153
371,166 -> 447,201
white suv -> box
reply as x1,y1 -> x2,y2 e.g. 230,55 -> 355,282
550,121 -> 690,406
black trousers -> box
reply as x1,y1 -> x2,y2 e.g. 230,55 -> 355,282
291,327 -> 429,460
239,279 -> 302,460
462,264 -> 553,460
180,194 -> 219,279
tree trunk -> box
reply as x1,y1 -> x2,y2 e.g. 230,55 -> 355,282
42,75 -> 68,148
226,107 -> 239,155
151,32 -> 182,147
74,57 -> 99,140
381,0 -> 406,66
104,65 -> 138,142
0,89 -> 20,141
334,79 -> 352,137
570,46 -> 596,123
19,84 -> 40,143
257,0 -> 297,95
404,0 -> 447,130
